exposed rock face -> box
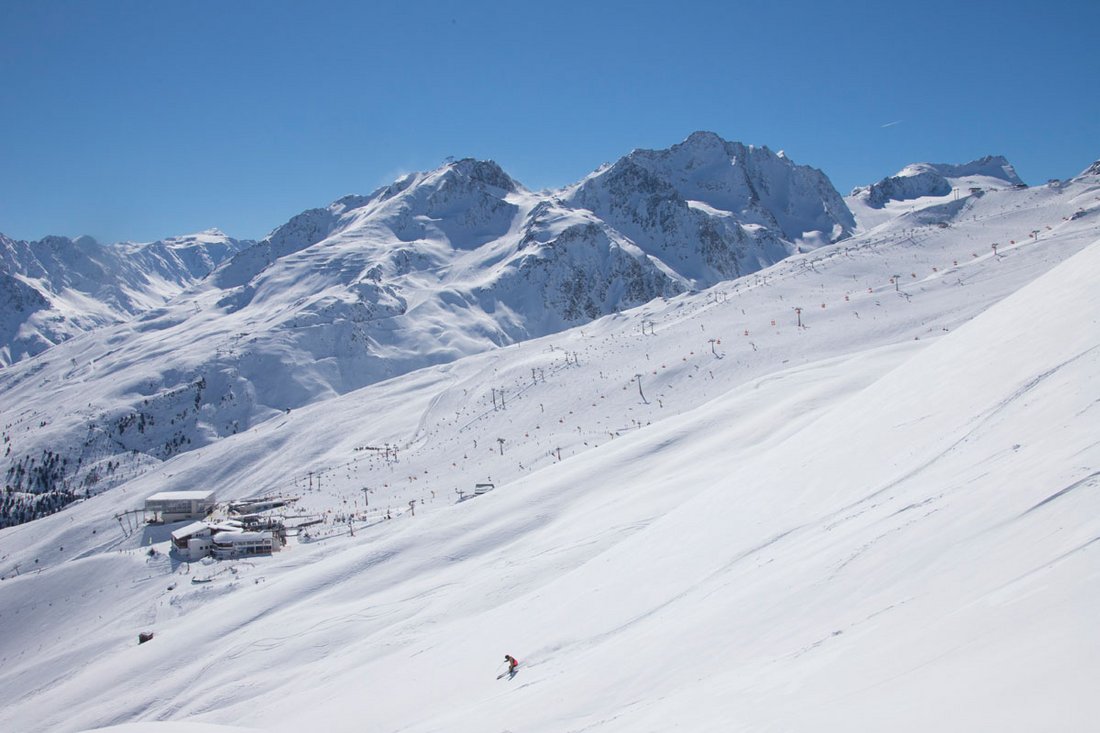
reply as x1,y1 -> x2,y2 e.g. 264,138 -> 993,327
1077,160 -> 1100,178
564,131 -> 855,284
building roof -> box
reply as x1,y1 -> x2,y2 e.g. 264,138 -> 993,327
170,521 -> 211,541
212,531 -> 273,545
146,490 -> 216,503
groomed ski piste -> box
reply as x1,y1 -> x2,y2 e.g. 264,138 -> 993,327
0,170 -> 1098,733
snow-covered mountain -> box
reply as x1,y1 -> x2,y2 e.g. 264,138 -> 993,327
1075,158 -> 1100,179
0,133 -> 861,525
851,155 -> 1024,208
0,229 -> 250,366
0,145 -> 1096,733
563,131 -> 855,280
0,134 -> 853,376
846,155 -> 1029,233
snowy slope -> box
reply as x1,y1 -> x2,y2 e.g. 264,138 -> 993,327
0,155 -> 1096,733
0,134 -> 855,525
0,230 -> 250,366
847,155 -> 1026,232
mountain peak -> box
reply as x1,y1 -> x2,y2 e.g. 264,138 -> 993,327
440,158 -> 517,192
570,131 -> 853,251
676,131 -> 769,156
1078,159 -> 1100,178
856,155 -> 1025,208
681,130 -> 730,149
649,131 -> 755,162
896,156 -> 1023,186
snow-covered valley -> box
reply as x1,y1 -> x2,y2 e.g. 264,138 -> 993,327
0,138 -> 1098,733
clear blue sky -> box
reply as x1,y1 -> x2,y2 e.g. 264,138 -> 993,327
1,0 -> 1097,244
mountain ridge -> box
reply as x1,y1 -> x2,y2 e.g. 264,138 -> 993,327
1,134 -> 1086,531
0,156 -> 1096,732
850,154 -> 1025,209
3,137 -> 1038,372
0,133 -> 863,371
0,230 -> 251,366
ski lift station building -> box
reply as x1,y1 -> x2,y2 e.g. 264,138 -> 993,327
145,490 -> 216,523
171,521 -> 282,561
171,521 -> 216,561
211,530 -> 280,559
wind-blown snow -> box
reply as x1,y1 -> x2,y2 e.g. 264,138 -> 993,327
0,142 -> 1097,733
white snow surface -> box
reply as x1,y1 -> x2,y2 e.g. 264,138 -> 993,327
81,726 -> 256,733
0,155 -> 1098,733
847,155 -> 1029,232
0,133 -> 862,505
0,230 -> 250,366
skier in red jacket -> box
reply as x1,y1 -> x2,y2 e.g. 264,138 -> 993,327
504,654 -> 519,676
